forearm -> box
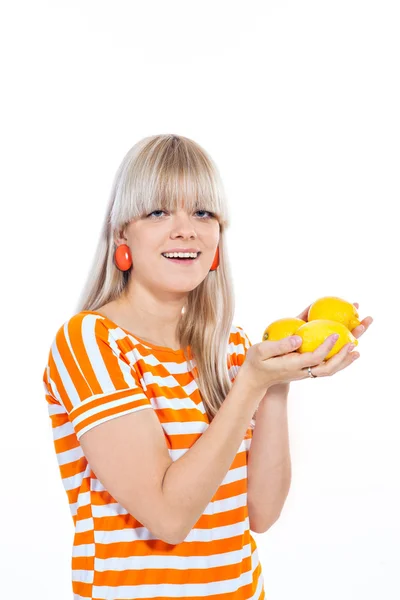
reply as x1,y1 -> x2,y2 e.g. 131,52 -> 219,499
247,389 -> 292,532
161,369 -> 265,544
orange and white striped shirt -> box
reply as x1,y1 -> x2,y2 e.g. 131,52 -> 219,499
43,310 -> 265,600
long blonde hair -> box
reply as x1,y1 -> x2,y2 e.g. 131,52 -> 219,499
75,134 -> 255,429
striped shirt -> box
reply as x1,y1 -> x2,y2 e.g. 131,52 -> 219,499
43,310 -> 265,600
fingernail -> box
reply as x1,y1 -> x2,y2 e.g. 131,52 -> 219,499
348,344 -> 355,352
332,334 -> 339,342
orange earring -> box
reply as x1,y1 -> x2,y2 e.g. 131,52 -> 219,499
114,244 -> 132,271
209,246 -> 219,271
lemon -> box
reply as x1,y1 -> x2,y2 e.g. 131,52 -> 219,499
308,296 -> 361,332
295,319 -> 358,359
262,317 -> 307,342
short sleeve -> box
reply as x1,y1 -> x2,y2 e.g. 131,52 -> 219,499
237,326 -> 252,355
230,325 -> 253,368
229,325 -> 257,431
43,312 -> 152,440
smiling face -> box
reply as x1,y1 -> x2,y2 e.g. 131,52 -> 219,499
115,199 -> 220,298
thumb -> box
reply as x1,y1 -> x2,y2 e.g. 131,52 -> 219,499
261,335 -> 302,356
280,335 -> 302,354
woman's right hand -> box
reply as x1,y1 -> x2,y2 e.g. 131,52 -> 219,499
239,333 -> 341,393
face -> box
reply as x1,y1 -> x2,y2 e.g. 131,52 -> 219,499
116,204 -> 220,295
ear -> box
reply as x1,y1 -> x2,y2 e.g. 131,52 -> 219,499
113,225 -> 128,247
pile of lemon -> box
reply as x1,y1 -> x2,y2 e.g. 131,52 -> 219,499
262,296 -> 360,360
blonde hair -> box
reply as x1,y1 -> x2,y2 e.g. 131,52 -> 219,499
75,134 -> 255,430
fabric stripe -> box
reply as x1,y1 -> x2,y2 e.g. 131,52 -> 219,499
43,313 -> 263,599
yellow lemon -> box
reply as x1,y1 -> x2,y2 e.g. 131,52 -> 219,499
308,296 -> 361,332
295,319 -> 358,359
262,317 -> 307,342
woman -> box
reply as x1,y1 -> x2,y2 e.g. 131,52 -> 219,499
43,134 -> 372,599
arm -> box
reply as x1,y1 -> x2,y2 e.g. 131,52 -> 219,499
247,386 -> 292,533
161,368 -> 265,543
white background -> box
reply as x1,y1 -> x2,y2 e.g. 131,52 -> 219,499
1,1 -> 398,598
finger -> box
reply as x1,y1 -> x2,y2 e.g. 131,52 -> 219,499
319,342 -> 360,376
351,324 -> 365,338
304,344 -> 360,378
351,316 -> 374,338
313,333 -> 340,364
353,302 -> 359,309
296,304 -> 311,321
297,333 -> 340,369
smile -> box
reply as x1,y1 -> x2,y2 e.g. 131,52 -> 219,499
162,253 -> 201,265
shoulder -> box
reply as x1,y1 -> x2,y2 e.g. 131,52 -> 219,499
52,311 -> 111,347
45,311 -> 117,377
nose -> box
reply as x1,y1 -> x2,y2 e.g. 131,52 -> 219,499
170,210 -> 197,236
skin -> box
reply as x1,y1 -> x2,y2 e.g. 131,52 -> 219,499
97,201 -> 220,349
296,301 -> 374,374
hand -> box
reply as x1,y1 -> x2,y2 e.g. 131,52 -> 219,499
294,301 -> 374,377
240,331 -> 343,393
264,301 -> 374,395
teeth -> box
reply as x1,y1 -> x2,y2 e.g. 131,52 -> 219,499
162,252 -> 199,259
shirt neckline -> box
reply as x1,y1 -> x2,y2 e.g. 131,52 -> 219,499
81,310 -> 188,355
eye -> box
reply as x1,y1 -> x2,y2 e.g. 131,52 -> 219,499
147,210 -> 166,218
196,210 -> 214,218
147,210 -> 214,219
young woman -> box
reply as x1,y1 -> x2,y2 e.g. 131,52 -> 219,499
43,134 -> 372,600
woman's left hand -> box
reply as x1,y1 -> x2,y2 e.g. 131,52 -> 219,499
266,302 -> 374,395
